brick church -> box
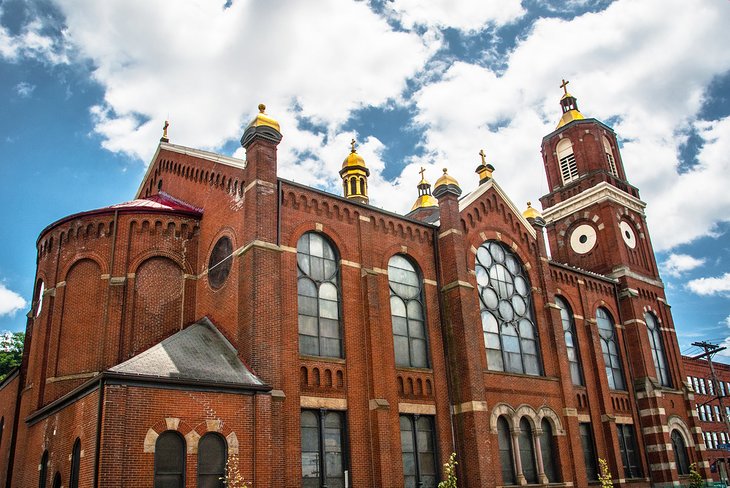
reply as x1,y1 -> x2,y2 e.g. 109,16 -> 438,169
0,83 -> 711,487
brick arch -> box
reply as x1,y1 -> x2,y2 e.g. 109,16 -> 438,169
468,235 -> 537,290
513,404 -> 539,430
589,301 -> 619,324
537,406 -> 565,435
59,253 -> 108,282
128,248 -> 193,276
380,249 -> 425,278
144,418 -> 195,453
286,223 -> 351,264
490,403 -> 517,433
667,415 -> 694,447
553,293 -> 578,313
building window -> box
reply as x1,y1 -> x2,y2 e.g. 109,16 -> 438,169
39,451 -> 48,488
556,296 -> 583,385
700,379 -> 707,395
617,424 -> 642,479
644,313 -> 670,387
557,138 -> 579,184
388,255 -> 429,368
540,419 -> 558,482
603,136 -> 618,177
477,240 -> 542,376
297,232 -> 342,358
69,438 -> 81,488
301,410 -> 346,488
519,418 -> 538,484
35,279 -> 45,317
400,415 -> 437,488
52,473 -> 61,488
715,405 -> 721,421
154,431 -> 186,488
597,308 -> 625,390
709,379 -> 715,396
497,416 -> 516,485
579,423 -> 598,481
208,236 -> 233,289
671,429 -> 690,475
198,433 -> 227,488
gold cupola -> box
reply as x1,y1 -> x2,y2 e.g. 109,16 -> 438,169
522,201 -> 542,220
248,103 -> 280,132
432,167 -> 461,199
339,138 -> 370,204
475,149 -> 495,185
556,79 -> 585,129
410,167 -> 438,211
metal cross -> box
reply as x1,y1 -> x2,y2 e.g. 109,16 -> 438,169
419,166 -> 426,180
350,138 -> 356,152
560,79 -> 570,95
479,149 -> 487,165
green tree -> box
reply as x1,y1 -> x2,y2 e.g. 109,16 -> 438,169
438,452 -> 458,488
688,463 -> 703,488
0,331 -> 25,382
598,458 -> 614,488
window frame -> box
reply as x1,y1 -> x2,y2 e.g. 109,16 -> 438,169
617,424 -> 643,479
540,419 -> 559,483
596,307 -> 626,390
644,312 -> 671,387
301,409 -> 348,488
556,138 -> 579,184
154,430 -> 186,488
69,438 -> 81,488
497,416 -> 516,485
198,432 -> 227,488
555,296 -> 584,386
39,450 -> 49,488
400,414 -> 438,488
518,417 -> 538,484
388,254 -> 430,369
579,423 -> 599,481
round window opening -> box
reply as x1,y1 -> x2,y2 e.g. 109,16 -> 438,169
208,236 -> 233,289
579,235 -> 588,244
625,230 -> 631,239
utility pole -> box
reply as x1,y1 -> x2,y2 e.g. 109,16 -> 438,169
692,341 -> 730,483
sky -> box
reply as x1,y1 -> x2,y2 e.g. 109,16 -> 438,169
1,0 -> 729,360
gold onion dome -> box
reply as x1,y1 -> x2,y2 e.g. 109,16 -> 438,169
411,167 -> 438,211
248,103 -> 280,132
342,142 -> 366,169
522,201 -> 542,220
434,168 -> 459,189
556,79 -> 585,129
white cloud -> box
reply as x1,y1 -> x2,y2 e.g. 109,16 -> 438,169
385,0 -> 525,32
724,315 -> 730,328
0,13 -> 69,64
14,82 -> 36,98
686,273 -> 730,296
660,253 -> 706,278
0,283 -> 27,317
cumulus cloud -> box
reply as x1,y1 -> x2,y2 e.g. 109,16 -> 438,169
686,273 -> 730,296
0,283 -> 27,317
0,11 -> 69,64
661,253 -> 706,278
14,82 -> 36,98
385,0 -> 525,32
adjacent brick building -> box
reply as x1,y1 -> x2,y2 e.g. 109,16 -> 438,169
0,87 -> 712,487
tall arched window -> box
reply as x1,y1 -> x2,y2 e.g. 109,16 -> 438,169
154,431 -> 185,488
52,473 -> 61,488
556,296 -> 583,385
597,308 -> 625,390
497,416 -> 516,485
477,240 -> 542,376
198,432 -> 227,488
39,451 -> 48,488
540,419 -> 558,482
519,418 -> 538,484
69,438 -> 81,488
556,139 -> 578,183
297,232 -> 342,358
671,429 -> 690,475
388,255 -> 429,368
603,136 -> 618,177
645,312 -> 670,387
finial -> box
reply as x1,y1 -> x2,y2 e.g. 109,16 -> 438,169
419,167 -> 426,180
523,201 -> 542,220
442,167 -> 448,175
258,103 -> 266,113
350,138 -> 357,153
160,120 -> 170,143
560,79 -> 570,96
479,149 -> 487,165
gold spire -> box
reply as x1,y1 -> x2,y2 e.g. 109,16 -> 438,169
160,120 -> 170,143
411,167 -> 438,211
522,201 -> 542,220
475,149 -> 495,184
434,167 -> 459,189
556,79 -> 585,129
339,137 -> 370,204
248,103 -> 281,132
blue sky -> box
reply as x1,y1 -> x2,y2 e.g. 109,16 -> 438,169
1,0 -> 729,360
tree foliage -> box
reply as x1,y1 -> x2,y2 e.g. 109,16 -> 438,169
0,331 -> 24,382
598,458 -> 614,488
688,463 -> 703,488
438,452 -> 458,488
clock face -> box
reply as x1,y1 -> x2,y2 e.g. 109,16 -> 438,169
619,221 -> 637,249
570,224 -> 597,254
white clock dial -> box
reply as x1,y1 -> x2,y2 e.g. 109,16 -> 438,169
619,221 -> 637,249
570,224 -> 597,254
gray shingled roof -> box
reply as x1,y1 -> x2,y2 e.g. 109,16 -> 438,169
110,317 -> 265,387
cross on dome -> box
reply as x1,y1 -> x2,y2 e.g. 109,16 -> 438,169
560,78 -> 570,96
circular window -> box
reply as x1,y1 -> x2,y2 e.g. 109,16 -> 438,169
570,224 -> 597,254
208,236 -> 233,289
619,221 -> 637,249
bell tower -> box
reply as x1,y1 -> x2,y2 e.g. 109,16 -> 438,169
539,81 -> 659,280
339,138 -> 370,204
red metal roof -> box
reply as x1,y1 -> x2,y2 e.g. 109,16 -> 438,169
106,191 -> 202,214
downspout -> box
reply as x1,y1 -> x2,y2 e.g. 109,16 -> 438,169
93,376 -> 105,488
277,180 -> 282,246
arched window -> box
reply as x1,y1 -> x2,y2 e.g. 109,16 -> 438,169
198,433 -> 227,488
497,416 -> 516,485
69,438 -> 81,488
297,232 -> 342,358
597,308 -> 625,390
556,139 -> 578,183
671,429 -> 690,475
645,312 -> 670,387
477,240 -> 542,376
603,136 -> 618,177
154,431 -> 186,488
35,280 -> 45,317
556,296 -> 583,385
540,419 -> 558,482
519,418 -> 538,484
388,255 -> 429,368
52,473 -> 61,488
39,451 -> 48,488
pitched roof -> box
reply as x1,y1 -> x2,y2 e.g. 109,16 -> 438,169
106,191 -> 202,215
109,318 -> 265,388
